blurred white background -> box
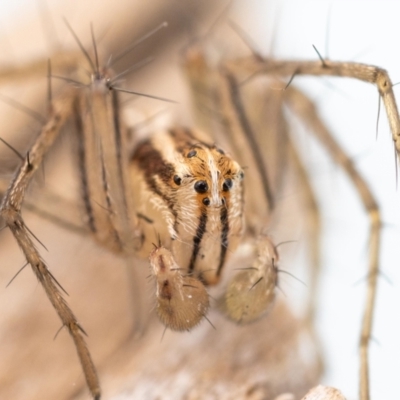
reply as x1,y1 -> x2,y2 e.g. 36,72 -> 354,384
0,1 -> 399,399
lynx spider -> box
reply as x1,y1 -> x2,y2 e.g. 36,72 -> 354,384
0,1 -> 399,400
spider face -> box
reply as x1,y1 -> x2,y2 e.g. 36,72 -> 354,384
131,127 -> 244,285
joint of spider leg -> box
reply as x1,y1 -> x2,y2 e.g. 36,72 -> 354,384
360,332 -> 371,347
376,70 -> 393,96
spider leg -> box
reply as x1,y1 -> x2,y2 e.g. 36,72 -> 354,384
183,33 -> 392,399
226,56 -> 400,158
285,85 -> 381,400
0,90 -> 101,399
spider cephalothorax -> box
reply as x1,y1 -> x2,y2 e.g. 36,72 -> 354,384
131,127 -> 244,285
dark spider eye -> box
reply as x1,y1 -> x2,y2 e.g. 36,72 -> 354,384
173,175 -> 182,185
187,150 -> 197,158
216,148 -> 225,155
222,178 -> 233,191
202,197 -> 210,206
239,171 -> 244,179
194,180 -> 208,193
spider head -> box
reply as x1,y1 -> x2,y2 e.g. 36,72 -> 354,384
181,144 -> 244,211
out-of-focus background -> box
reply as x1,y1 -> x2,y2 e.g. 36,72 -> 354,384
0,1 -> 399,399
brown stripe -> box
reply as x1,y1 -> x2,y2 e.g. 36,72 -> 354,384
111,90 -> 128,212
74,99 -> 96,233
100,153 -> 123,249
224,72 -> 275,211
188,211 -> 208,273
132,140 -> 178,232
147,175 -> 178,221
217,206 -> 229,276
133,139 -> 175,184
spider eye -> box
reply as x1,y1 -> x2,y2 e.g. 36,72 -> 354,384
222,178 -> 233,191
202,197 -> 210,206
194,180 -> 208,193
173,175 -> 182,185
187,150 -> 197,158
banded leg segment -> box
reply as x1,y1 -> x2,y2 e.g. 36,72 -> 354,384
226,57 -> 400,159
0,91 -> 101,399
